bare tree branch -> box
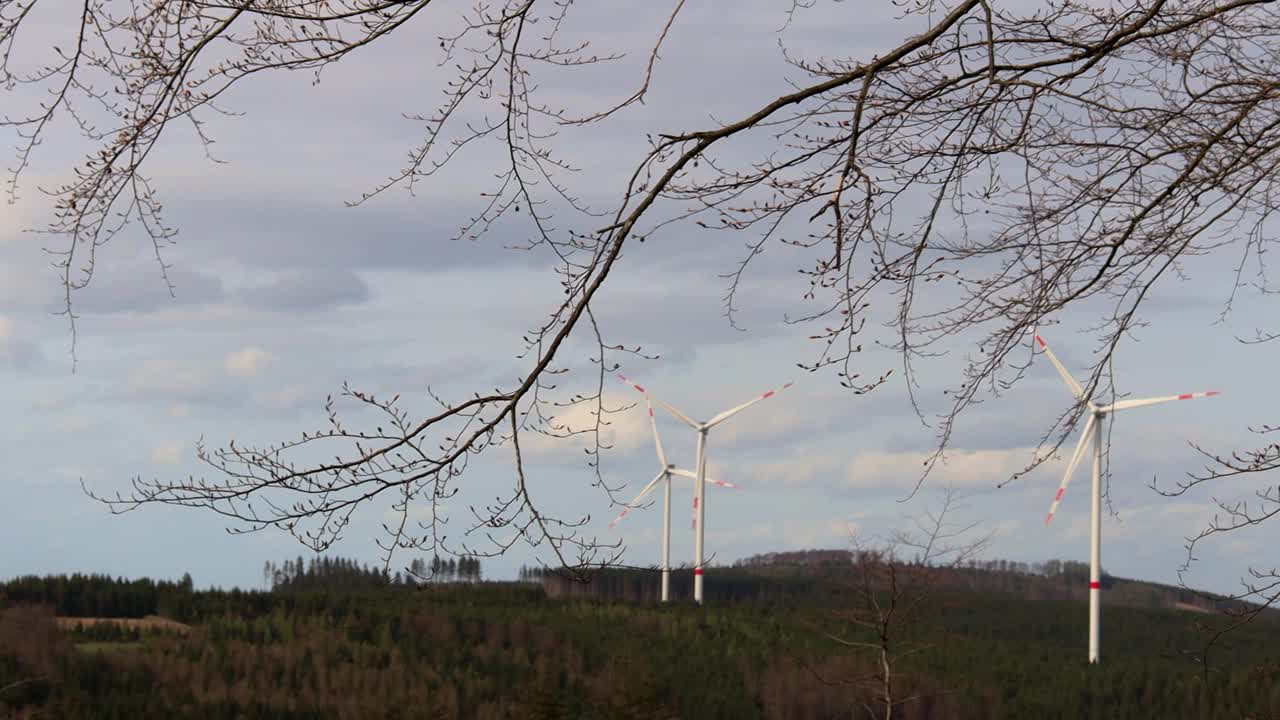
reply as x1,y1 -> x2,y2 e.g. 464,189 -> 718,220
2,0 -> 1275,578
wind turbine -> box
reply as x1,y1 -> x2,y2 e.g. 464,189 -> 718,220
617,373 -> 793,605
609,394 -> 738,603
1036,334 -> 1219,664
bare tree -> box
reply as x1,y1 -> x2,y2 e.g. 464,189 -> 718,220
1151,387 -> 1280,670
3,1 -> 1277,570
812,487 -> 992,720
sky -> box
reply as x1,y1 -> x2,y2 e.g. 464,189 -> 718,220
1,0 -> 1276,604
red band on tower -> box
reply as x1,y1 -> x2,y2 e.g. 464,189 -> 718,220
1089,581 -> 1101,590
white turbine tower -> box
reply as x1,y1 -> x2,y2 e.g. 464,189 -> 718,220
1036,334 -> 1219,664
608,395 -> 738,603
617,373 -> 793,605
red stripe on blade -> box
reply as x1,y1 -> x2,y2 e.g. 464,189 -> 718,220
1055,488 -> 1065,501
1206,391 -> 1221,397
762,391 -> 775,399
1178,393 -> 1193,400
1035,335 -> 1046,347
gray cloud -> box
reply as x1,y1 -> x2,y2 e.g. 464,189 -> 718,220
0,322 -> 42,369
231,268 -> 369,311
73,260 -> 226,315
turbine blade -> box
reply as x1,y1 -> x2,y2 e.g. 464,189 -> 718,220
1034,335 -> 1084,400
645,396 -> 668,468
609,471 -> 666,529
1045,414 -> 1096,526
704,475 -> 738,489
653,395 -> 701,429
706,381 -> 795,429
669,467 -> 737,489
1099,390 -> 1221,414
615,373 -> 700,428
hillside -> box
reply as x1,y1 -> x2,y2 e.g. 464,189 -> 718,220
1,557 -> 1277,719
542,549 -> 1269,617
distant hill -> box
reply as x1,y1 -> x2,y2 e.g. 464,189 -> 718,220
540,549 -> 1271,616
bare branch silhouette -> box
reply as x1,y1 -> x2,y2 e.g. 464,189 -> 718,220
2,0 -> 1275,571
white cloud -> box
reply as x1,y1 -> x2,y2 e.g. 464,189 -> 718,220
745,449 -> 850,487
736,445 -> 1040,492
713,406 -> 819,448
0,263 -> 52,308
0,315 -> 41,367
125,361 -> 211,397
56,414 -> 97,433
846,447 -> 1035,490
254,383 -> 307,410
523,394 -> 652,458
380,503 -> 445,527
49,466 -> 89,482
150,443 -> 185,466
707,518 -> 856,550
224,347 -> 274,378
0,199 -> 29,243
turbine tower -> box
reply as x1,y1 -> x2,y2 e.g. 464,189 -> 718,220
609,395 -> 737,602
617,373 -> 793,605
1035,334 -> 1219,664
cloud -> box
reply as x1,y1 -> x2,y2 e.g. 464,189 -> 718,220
0,261 -> 53,309
55,414 -> 97,433
714,405 -> 830,450
170,180 -> 540,275
150,443 -> 185,466
380,503 -> 445,527
254,383 -> 307,410
846,447 -> 1034,490
231,269 -> 370,311
736,444 -> 1043,493
709,518 -> 855,551
49,466 -> 91,483
523,394 -> 654,458
73,260 -> 226,315
224,347 -> 274,378
0,315 -> 42,368
743,449 -> 851,488
126,360 -> 213,400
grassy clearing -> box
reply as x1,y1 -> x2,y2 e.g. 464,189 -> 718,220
74,642 -> 147,654
55,616 -> 190,634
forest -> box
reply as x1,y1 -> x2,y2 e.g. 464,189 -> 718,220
2,552 -> 1278,719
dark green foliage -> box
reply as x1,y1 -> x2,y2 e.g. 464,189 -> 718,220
0,557 -> 1277,719
0,572 -> 197,620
